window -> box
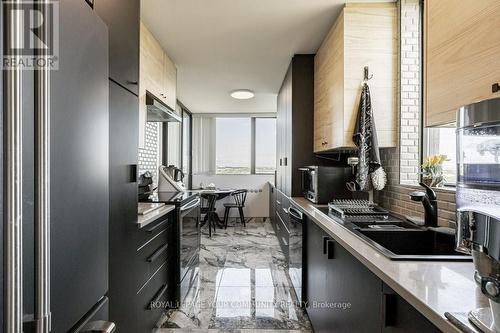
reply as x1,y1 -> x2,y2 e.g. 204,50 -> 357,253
424,127 -> 457,185
216,118 -> 252,174
215,117 -> 276,175
398,0 -> 458,187
255,118 -> 277,174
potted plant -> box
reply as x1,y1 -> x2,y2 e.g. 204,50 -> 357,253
421,154 -> 447,187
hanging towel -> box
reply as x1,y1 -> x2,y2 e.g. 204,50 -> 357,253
353,83 -> 386,191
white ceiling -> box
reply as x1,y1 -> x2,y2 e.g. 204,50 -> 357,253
140,0 -> 348,114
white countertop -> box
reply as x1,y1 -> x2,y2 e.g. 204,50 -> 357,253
290,197 -> 488,333
137,204 -> 175,229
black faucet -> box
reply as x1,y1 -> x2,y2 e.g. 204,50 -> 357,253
409,182 -> 438,228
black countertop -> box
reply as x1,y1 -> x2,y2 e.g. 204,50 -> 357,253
142,191 -> 199,205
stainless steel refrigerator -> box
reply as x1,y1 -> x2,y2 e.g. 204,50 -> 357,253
3,1 -> 113,331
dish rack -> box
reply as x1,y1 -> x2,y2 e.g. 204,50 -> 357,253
328,200 -> 389,220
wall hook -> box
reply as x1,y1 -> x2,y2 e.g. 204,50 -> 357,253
363,66 -> 373,82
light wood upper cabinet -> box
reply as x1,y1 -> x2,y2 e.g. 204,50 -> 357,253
425,0 -> 500,127
314,3 -> 397,152
139,21 -> 177,147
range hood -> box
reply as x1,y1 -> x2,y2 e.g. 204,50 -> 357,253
146,92 -> 182,122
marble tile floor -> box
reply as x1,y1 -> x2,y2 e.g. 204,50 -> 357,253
154,218 -> 313,333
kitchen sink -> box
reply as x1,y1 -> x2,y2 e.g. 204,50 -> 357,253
356,229 -> 471,260
316,206 -> 471,261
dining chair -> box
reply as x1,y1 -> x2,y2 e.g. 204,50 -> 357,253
223,189 -> 248,228
201,193 -> 218,237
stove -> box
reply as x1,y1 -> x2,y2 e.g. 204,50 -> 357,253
327,200 -> 389,219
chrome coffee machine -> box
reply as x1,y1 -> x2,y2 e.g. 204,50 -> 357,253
455,97 -> 500,332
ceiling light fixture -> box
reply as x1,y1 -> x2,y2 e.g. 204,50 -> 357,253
230,89 -> 255,100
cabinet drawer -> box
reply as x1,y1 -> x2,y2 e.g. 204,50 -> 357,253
136,261 -> 170,331
136,226 -> 172,291
137,213 -> 173,247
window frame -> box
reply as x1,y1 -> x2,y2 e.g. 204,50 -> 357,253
215,116 -> 276,175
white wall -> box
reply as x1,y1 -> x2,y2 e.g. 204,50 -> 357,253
192,174 -> 273,218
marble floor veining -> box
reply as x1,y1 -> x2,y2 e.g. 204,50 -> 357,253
154,218 -> 313,333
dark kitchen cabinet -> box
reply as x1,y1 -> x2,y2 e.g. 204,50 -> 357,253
95,0 -> 140,95
108,80 -> 140,331
306,219 -> 441,333
276,55 -> 319,197
306,220 -> 381,333
381,283 -> 441,333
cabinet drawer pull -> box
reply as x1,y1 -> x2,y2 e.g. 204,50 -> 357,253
146,219 -> 168,233
147,243 -> 169,263
126,80 -> 138,85
493,83 -> 500,93
147,284 -> 168,310
326,239 -> 335,259
322,236 -> 330,254
381,293 -> 397,327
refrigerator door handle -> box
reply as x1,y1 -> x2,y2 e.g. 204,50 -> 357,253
35,1 -> 52,332
5,1 -> 24,332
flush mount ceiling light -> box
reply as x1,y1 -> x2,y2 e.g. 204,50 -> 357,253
230,89 -> 255,100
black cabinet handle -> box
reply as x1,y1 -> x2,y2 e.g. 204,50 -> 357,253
323,236 -> 330,255
279,158 -> 283,166
146,219 -> 168,233
129,164 -> 137,183
147,243 -> 169,263
147,284 -> 168,310
284,157 -> 288,166
326,239 -> 335,259
493,83 -> 500,93
126,80 -> 138,85
381,293 -> 397,327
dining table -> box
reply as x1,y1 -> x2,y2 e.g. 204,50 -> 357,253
190,188 -> 236,228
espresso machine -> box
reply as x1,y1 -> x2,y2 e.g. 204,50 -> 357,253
455,97 -> 500,332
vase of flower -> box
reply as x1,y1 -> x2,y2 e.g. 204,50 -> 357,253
421,154 -> 447,187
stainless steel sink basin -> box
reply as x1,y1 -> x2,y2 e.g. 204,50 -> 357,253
356,229 -> 471,260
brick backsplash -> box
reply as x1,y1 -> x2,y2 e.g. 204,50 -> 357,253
374,148 -> 457,228
138,122 -> 161,185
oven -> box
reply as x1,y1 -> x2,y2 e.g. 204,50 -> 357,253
179,196 -> 201,294
288,203 -> 306,305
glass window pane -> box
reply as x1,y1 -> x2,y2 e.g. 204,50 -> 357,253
255,118 -> 277,174
216,118 -> 251,174
425,127 -> 457,185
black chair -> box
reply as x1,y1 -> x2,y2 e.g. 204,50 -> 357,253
201,193 -> 218,237
223,190 -> 248,228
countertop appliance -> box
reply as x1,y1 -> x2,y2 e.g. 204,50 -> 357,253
146,91 -> 182,122
455,97 -> 500,333
144,191 -> 201,303
138,171 -> 154,200
299,166 -> 352,204
159,165 -> 186,192
288,203 -> 306,305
